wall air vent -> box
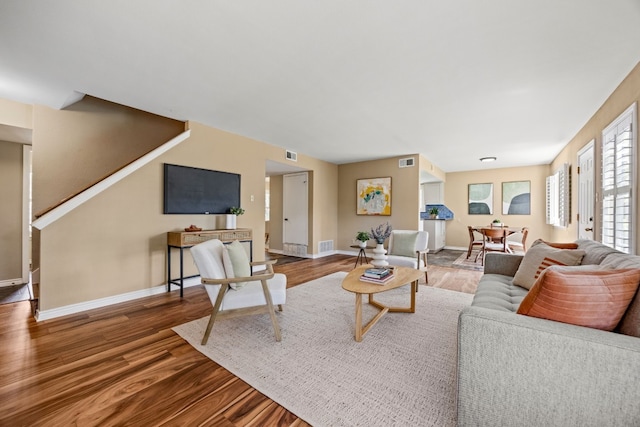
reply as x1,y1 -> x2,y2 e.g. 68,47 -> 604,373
286,150 -> 298,162
399,157 -> 415,168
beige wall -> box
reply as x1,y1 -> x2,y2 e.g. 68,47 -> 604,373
337,156 -> 420,250
549,61 -> 640,249
0,140 -> 24,281
32,96 -> 185,216
0,98 -> 32,129
444,165 -> 551,249
36,111 -> 338,310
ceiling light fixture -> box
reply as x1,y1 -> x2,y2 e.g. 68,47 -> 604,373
479,156 -> 497,162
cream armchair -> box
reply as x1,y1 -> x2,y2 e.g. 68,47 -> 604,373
190,239 -> 287,345
386,230 -> 429,283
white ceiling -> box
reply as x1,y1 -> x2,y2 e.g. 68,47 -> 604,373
1,1 -> 639,172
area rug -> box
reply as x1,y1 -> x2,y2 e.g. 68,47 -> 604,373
451,252 -> 484,271
173,272 -> 472,426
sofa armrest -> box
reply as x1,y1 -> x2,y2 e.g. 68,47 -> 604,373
457,306 -> 640,426
483,252 -> 523,276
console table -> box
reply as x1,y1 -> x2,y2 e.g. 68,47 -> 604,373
167,228 -> 253,297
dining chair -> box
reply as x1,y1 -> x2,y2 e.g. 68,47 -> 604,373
506,227 -> 529,253
190,239 -> 287,345
466,226 -> 485,259
475,228 -> 508,265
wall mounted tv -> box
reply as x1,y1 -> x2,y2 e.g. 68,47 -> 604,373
163,163 -> 241,214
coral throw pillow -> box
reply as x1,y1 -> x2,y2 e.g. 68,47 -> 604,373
512,242 -> 585,290
517,266 -> 640,331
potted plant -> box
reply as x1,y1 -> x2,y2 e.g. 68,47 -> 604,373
429,206 -> 439,219
492,218 -> 502,225
226,207 -> 244,229
356,231 -> 370,248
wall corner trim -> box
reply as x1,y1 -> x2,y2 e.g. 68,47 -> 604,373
32,129 -> 191,230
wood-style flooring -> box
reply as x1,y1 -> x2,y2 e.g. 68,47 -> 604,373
0,254 -> 481,426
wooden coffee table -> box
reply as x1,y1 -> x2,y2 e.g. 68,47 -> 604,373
342,265 -> 423,342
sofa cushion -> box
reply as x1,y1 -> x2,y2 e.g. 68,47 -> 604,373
576,239 -> 622,265
471,274 -> 529,312
517,265 -> 640,331
512,242 -> 585,290
601,253 -> 640,337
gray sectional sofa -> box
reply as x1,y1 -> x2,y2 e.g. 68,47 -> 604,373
457,239 -> 640,426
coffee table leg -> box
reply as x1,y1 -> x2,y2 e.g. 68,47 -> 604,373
355,293 -> 363,342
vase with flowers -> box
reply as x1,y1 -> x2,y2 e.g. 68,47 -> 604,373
226,206 -> 245,229
370,222 -> 392,267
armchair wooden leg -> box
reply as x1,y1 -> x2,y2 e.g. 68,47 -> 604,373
261,280 -> 282,342
278,304 -> 283,311
202,285 -> 228,345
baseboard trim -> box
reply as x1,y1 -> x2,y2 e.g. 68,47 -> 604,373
0,278 -> 26,288
34,277 -> 201,321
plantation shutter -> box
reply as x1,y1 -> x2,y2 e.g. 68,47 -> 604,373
601,104 -> 635,253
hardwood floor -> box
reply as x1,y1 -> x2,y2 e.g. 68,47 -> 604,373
0,254 -> 481,426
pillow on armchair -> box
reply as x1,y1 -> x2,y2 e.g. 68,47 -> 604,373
389,231 -> 418,257
222,240 -> 251,289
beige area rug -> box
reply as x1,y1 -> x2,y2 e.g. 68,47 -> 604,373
173,272 -> 473,427
451,252 -> 485,272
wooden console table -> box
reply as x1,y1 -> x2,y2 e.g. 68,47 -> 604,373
167,228 -> 253,297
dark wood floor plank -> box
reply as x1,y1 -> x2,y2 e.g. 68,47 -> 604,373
0,254 -> 480,426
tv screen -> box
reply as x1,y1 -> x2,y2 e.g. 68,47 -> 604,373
163,163 -> 241,214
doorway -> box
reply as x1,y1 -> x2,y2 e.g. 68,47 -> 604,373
283,172 -> 309,256
577,140 -> 595,240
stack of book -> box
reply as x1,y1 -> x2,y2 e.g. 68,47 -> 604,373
359,267 -> 394,284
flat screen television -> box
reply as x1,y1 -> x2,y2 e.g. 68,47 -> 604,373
163,163 -> 241,214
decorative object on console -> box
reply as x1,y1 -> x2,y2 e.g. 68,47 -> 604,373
356,231 -> 371,248
357,177 -> 391,215
370,222 -> 392,267
226,206 -> 244,230
184,224 -> 202,232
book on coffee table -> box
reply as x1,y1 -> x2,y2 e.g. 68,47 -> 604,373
359,272 -> 394,284
363,267 -> 393,279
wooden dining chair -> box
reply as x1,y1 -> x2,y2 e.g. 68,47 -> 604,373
506,227 -> 529,253
466,226 -> 485,259
475,228 -> 508,265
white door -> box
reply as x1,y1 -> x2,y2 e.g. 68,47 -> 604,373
283,172 -> 308,246
577,140 -> 595,240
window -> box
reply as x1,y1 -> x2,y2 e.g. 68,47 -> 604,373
546,163 -> 570,228
601,103 -> 636,254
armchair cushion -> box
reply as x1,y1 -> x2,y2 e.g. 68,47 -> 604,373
389,231 -> 418,257
222,240 -> 251,289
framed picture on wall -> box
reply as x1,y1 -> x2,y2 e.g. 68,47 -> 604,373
468,183 -> 493,215
502,181 -> 531,215
357,177 -> 391,215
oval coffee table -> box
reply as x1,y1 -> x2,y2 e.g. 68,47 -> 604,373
342,265 -> 423,342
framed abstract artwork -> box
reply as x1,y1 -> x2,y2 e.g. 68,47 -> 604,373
357,177 -> 391,215
468,183 -> 493,215
502,181 -> 531,215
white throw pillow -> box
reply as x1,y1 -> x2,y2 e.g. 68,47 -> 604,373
222,240 -> 251,289
512,242 -> 585,290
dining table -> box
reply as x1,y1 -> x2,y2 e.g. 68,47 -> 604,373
472,225 -> 524,254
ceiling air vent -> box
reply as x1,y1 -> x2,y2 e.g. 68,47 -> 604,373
399,157 -> 415,168
286,150 -> 298,162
